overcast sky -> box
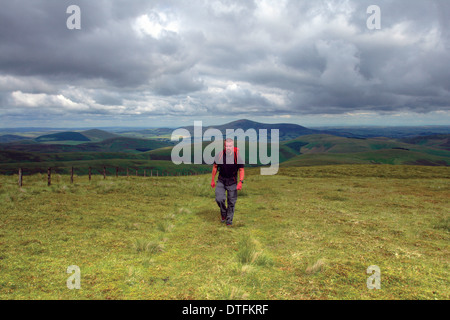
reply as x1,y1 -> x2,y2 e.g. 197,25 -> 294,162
0,0 -> 449,128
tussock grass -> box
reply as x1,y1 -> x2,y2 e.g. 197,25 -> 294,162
236,235 -> 274,267
132,239 -> 165,254
305,259 -> 326,275
157,221 -> 174,233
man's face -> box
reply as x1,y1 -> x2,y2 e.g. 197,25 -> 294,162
225,141 -> 234,154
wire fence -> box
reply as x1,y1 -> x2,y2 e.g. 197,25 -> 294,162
12,166 -> 209,187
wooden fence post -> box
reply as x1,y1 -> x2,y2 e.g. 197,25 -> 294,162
47,167 -> 51,186
136,169 -> 138,177
144,170 -> 146,177
151,170 -> 153,177
103,166 -> 106,179
18,168 -> 23,187
116,167 -> 119,178
127,167 -> 129,177
89,167 -> 92,181
71,167 -> 74,184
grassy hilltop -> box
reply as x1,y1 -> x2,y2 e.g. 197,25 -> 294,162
0,165 -> 448,300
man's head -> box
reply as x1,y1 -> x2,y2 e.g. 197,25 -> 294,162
224,138 -> 234,155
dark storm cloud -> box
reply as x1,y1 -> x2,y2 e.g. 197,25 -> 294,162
0,0 -> 449,126
0,0 -> 200,88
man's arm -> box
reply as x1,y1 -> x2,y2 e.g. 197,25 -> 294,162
211,163 -> 218,188
237,167 -> 245,190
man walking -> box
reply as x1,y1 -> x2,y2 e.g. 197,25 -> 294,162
211,138 -> 245,226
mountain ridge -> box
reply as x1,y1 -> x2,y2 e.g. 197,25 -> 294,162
180,119 -> 335,141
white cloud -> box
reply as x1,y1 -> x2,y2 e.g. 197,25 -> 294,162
132,12 -> 180,39
10,91 -> 89,111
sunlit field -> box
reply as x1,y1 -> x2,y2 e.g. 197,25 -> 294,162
0,165 -> 448,300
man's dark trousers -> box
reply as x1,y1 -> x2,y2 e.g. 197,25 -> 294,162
215,180 -> 238,225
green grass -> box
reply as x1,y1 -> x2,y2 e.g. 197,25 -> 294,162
0,165 -> 448,300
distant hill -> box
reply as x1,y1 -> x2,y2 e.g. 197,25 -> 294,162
81,129 -> 119,142
1,122 -> 449,171
282,134 -> 414,154
400,134 -> 450,151
0,137 -> 173,154
279,134 -> 450,166
145,132 -> 450,165
282,134 -> 450,156
180,119 -> 329,141
35,132 -> 90,143
0,135 -> 30,143
313,126 -> 450,139
280,149 -> 450,167
117,128 -> 174,139
87,137 -> 172,153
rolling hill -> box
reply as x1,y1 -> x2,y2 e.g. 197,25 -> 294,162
88,137 -> 173,153
0,137 -> 173,154
34,129 -> 120,144
35,132 -> 91,143
280,149 -> 450,167
116,128 -> 174,139
146,133 -> 450,166
180,119 -> 331,141
282,134 -> 414,154
279,134 -> 450,167
1,122 -> 449,176
81,129 -> 120,142
314,126 -> 450,138
400,134 -> 450,151
0,135 -> 30,143
281,134 -> 450,156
